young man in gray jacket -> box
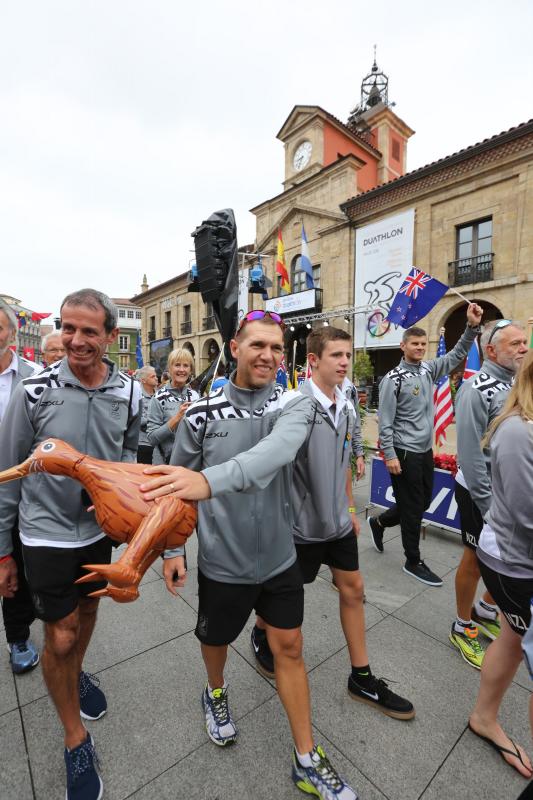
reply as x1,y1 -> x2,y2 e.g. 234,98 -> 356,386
0,289 -> 141,800
450,319 -> 528,669
0,299 -> 41,674
370,303 -> 483,586
141,312 -> 360,800
252,326 -> 414,721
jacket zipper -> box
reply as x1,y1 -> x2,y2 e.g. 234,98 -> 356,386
79,392 -> 94,541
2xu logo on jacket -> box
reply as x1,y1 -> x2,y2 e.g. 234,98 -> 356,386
205,431 -> 229,438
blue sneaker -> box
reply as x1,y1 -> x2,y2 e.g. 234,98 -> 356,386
64,733 -> 103,800
8,640 -> 40,674
292,745 -> 358,799
79,672 -> 107,721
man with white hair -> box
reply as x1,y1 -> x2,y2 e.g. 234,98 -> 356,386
41,331 -> 66,366
0,299 -> 41,674
450,319 -> 528,669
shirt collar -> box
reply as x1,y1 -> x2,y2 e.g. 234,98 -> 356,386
308,377 -> 346,414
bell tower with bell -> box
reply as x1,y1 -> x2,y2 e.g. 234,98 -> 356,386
349,48 -> 414,184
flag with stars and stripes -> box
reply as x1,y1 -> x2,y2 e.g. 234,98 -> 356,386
434,333 -> 454,447
386,267 -> 448,328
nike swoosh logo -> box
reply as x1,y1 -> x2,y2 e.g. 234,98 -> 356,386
252,640 -> 259,653
360,689 -> 379,701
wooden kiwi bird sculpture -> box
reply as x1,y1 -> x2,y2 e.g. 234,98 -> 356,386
0,439 -> 197,603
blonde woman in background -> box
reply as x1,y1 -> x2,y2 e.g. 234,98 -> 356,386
147,348 -> 199,465
469,350 -> 533,779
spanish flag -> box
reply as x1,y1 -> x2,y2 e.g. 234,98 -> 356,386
276,228 -> 290,293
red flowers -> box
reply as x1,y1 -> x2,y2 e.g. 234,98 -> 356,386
433,453 -> 457,475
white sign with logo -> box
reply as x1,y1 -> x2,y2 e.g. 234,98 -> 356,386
354,209 -> 415,349
238,268 -> 249,324
265,289 -> 317,315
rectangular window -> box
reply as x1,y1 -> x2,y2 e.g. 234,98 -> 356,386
119,355 -> 130,369
451,218 -> 493,285
119,335 -> 129,351
183,304 -> 191,322
118,309 -> 126,318
456,218 -> 492,260
127,310 -> 134,319
135,311 -> 142,319
165,311 -> 171,329
149,316 -> 155,331
391,138 -> 401,162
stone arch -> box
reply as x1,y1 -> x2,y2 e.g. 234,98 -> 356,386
440,298 -> 504,350
202,337 -> 220,364
182,341 -> 195,358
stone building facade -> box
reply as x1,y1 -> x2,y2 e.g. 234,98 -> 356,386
107,298 -> 143,372
131,274 -> 222,378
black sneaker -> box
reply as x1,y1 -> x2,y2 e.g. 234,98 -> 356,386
368,517 -> 384,553
250,626 -> 275,679
79,672 -> 107,721
403,560 -> 442,587
64,733 -> 103,800
348,674 -> 415,720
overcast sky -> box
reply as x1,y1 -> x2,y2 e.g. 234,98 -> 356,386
1,0 -> 531,318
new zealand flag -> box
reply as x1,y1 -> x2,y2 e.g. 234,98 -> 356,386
386,267 -> 448,328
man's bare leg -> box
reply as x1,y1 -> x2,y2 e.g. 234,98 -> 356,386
469,616 -> 533,777
201,643 -> 228,688
266,625 -> 313,754
42,608 -> 87,750
77,596 -> 99,667
331,568 -> 367,666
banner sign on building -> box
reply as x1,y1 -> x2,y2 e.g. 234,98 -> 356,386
265,288 -> 318,316
354,209 -> 415,349
370,457 -> 461,533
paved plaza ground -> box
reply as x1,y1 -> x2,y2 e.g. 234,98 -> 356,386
1,451 -> 532,800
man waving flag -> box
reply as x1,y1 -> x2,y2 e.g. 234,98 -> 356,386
386,267 -> 448,328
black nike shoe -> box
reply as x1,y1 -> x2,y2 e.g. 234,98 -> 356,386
348,674 -> 415,720
250,626 -> 275,679
368,517 -> 384,553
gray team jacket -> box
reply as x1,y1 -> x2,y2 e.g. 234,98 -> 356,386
147,384 -> 199,464
138,388 -> 155,447
378,325 -> 478,460
0,358 -> 141,557
478,417 -> 533,580
292,381 -> 357,544
455,359 -> 513,518
170,378 -> 312,584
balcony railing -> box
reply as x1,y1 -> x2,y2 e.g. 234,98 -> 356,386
163,326 -> 172,338
202,315 -> 216,330
448,253 -> 494,286
148,330 -> 156,341
180,321 -> 192,335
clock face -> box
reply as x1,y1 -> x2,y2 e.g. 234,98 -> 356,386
293,140 -> 312,171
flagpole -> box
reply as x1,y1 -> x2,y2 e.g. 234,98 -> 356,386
448,287 -> 472,305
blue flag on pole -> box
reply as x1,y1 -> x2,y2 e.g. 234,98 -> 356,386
386,267 -> 448,328
300,225 -> 315,289
463,339 -> 481,379
135,332 -> 144,368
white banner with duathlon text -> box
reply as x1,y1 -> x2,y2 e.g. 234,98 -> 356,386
354,209 -> 415,349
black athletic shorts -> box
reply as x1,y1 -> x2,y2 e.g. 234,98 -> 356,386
195,562 -> 304,646
22,537 -> 113,622
478,559 -> 533,636
295,534 -> 359,584
455,482 -> 484,551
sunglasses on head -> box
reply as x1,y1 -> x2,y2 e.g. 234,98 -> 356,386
236,310 -> 285,334
487,319 -> 512,346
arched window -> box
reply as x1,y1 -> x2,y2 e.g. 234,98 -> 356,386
290,256 -> 321,294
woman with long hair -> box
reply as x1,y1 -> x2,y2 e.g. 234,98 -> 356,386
468,349 -> 533,779
147,348 -> 199,465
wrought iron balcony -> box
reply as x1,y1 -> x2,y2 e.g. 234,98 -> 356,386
148,330 -> 156,342
202,315 -> 216,330
180,321 -> 192,335
163,326 -> 172,338
448,253 -> 494,286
